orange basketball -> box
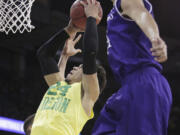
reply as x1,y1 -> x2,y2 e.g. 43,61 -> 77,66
70,0 -> 103,30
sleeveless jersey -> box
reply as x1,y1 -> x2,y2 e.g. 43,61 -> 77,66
107,0 -> 162,82
31,81 -> 94,135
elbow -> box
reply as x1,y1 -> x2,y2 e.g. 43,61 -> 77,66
36,49 -> 42,60
91,90 -> 100,103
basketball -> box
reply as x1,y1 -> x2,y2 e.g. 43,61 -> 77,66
70,0 -> 103,30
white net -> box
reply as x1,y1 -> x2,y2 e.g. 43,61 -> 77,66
0,0 -> 35,34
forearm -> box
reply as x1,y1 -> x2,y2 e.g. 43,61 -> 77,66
82,17 -> 99,101
37,29 -> 69,58
58,54 -> 69,80
37,29 -> 69,75
83,17 -> 98,74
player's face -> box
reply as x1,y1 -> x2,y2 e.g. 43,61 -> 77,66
66,65 -> 83,84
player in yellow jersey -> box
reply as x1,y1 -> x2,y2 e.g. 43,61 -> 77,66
23,0 -> 107,135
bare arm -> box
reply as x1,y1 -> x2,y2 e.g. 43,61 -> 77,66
82,74 -> 100,102
121,0 -> 168,62
81,73 -> 99,116
58,35 -> 82,80
57,54 -> 69,81
121,0 -> 159,42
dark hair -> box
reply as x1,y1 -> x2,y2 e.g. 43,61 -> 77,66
24,114 -> 35,135
97,65 -> 107,93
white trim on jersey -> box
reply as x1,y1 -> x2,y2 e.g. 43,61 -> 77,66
145,0 -> 153,13
114,0 -> 153,22
114,0 -> 134,21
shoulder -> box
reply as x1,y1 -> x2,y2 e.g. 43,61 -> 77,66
121,0 -> 144,9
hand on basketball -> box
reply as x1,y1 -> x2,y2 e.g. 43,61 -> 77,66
65,20 -> 84,38
150,38 -> 168,63
80,0 -> 101,20
62,34 -> 82,57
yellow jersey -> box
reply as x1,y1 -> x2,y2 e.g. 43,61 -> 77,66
31,81 -> 94,135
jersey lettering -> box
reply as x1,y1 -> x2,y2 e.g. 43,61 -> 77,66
107,35 -> 112,55
39,82 -> 71,113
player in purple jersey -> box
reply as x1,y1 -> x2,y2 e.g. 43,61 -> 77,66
92,0 -> 172,135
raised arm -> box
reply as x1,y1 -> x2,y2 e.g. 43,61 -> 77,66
36,22 -> 80,86
121,0 -> 167,62
58,35 -> 82,80
80,0 -> 101,109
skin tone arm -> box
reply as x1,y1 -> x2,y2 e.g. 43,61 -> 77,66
58,34 -> 82,80
80,0 -> 101,116
120,0 -> 167,63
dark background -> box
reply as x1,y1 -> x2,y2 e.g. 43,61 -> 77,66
0,0 -> 180,135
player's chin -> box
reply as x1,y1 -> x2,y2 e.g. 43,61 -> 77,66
65,77 -> 72,84
66,74 -> 71,81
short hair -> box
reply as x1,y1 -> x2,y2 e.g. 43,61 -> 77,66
97,65 -> 107,93
24,114 -> 35,135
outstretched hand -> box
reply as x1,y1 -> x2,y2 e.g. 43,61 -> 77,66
62,34 -> 82,57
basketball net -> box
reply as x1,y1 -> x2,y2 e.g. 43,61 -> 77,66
0,0 -> 35,34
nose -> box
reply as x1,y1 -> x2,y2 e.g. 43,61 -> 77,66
73,66 -> 78,70
79,64 -> 83,68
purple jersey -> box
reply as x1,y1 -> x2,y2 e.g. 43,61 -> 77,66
92,1 -> 172,134
107,0 -> 162,82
